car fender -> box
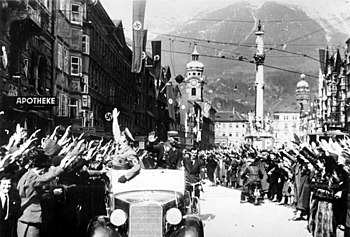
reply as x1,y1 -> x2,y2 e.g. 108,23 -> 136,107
86,216 -> 122,237
168,215 -> 204,237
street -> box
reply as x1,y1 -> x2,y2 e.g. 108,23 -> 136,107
200,184 -> 311,237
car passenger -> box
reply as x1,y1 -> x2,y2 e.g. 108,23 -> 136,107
109,108 -> 141,183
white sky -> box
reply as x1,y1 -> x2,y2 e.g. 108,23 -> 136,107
99,0 -> 350,39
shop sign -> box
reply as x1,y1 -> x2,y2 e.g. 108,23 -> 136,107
4,96 -> 57,109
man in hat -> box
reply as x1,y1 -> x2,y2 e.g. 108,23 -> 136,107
145,131 -> 177,169
17,144 -> 82,237
110,108 -> 140,183
165,137 -> 182,169
0,172 -> 20,237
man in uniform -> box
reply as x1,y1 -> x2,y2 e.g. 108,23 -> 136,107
110,108 -> 140,183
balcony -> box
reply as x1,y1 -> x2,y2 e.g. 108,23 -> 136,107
5,0 -> 50,38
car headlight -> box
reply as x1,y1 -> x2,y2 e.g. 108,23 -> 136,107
110,209 -> 127,226
166,208 -> 182,225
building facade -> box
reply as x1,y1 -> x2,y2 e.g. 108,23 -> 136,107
214,109 -> 248,148
0,0 -> 158,141
0,0 -> 55,138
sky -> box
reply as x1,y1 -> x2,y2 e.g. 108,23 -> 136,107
99,0 -> 350,39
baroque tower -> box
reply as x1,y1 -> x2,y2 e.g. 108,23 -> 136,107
184,44 -> 205,101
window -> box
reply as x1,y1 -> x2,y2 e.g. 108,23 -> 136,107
57,43 -> 63,70
191,88 -> 196,96
59,93 -> 69,117
82,35 -> 90,54
64,48 -> 69,74
71,56 -> 81,76
82,95 -> 91,108
69,98 -> 80,118
71,4 -> 82,25
82,75 -> 89,94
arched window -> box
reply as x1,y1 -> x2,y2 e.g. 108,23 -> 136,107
191,88 -> 196,96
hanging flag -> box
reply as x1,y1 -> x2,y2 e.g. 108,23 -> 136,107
334,48 -> 342,75
318,48 -> 326,74
152,41 -> 161,96
325,47 -> 329,76
141,29 -> 148,71
131,0 -> 146,73
166,82 -> 175,121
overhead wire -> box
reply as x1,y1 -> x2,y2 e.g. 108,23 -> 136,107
36,5 -> 347,79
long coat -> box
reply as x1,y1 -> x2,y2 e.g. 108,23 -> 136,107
293,163 -> 312,212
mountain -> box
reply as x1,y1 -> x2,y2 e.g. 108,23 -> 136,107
150,1 -> 349,113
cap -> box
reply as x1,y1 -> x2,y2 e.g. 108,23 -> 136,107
30,148 -> 52,168
123,127 -> 134,142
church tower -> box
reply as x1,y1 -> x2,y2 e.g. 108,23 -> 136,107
296,73 -> 310,114
184,43 -> 205,101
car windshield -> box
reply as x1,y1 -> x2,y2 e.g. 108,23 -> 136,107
108,169 -> 185,195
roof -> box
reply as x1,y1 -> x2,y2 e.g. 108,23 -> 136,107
186,61 -> 204,69
269,94 -> 300,114
215,110 -> 248,122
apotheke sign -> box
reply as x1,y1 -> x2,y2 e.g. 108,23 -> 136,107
5,96 -> 58,108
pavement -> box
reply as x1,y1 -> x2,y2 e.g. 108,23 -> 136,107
199,183 -> 313,237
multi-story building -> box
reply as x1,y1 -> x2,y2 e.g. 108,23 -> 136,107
53,0 -> 89,134
214,109 -> 248,148
319,47 -> 346,132
0,0 -> 55,137
344,39 -> 350,131
0,0 -> 157,141
272,105 -> 300,149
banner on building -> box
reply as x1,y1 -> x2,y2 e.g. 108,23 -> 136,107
152,40 -> 161,96
131,0 -> 146,73
141,29 -> 148,71
318,49 -> 326,74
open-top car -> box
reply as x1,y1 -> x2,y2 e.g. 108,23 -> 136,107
86,168 -> 204,237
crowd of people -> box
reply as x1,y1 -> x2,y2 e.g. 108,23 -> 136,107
196,138 -> 350,237
1,108 -> 350,237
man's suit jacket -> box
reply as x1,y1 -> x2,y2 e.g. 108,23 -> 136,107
17,166 -> 63,224
183,156 -> 205,183
0,190 -> 21,237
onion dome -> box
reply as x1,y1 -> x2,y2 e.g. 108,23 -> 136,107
296,74 -> 309,93
186,44 -> 204,71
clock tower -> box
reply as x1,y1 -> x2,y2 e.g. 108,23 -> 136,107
183,43 -> 205,101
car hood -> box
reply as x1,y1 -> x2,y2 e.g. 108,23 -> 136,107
115,190 -> 183,205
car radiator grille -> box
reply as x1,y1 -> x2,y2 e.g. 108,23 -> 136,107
129,203 -> 163,237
